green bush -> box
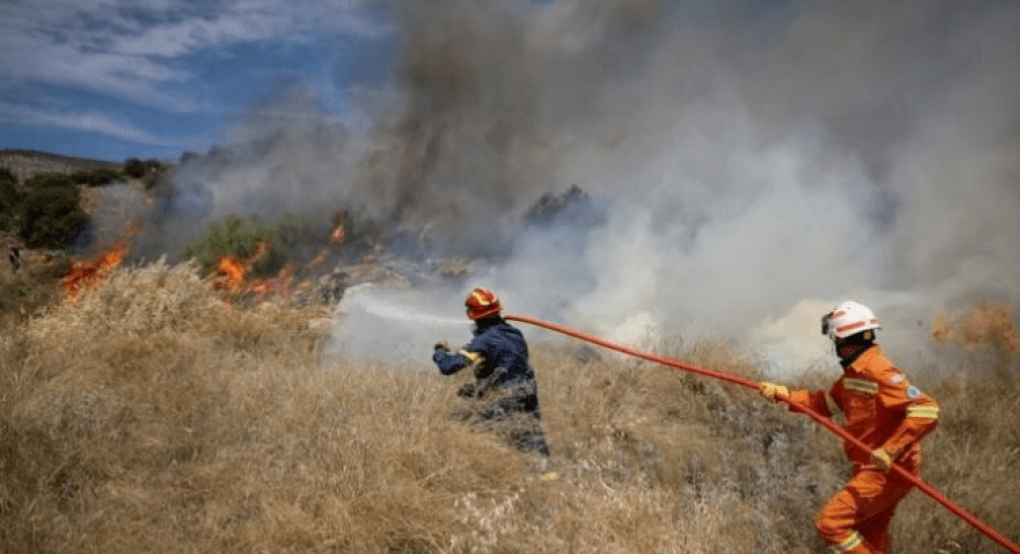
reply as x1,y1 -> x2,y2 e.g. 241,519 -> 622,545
0,166 -> 16,185
23,172 -> 76,191
123,158 -> 148,179
70,167 -> 122,187
181,215 -> 306,278
18,185 -> 88,249
0,170 -> 21,232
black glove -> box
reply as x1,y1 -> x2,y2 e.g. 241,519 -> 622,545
434,340 -> 450,352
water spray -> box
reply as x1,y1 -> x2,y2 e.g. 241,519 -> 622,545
354,298 -> 467,328
505,313 -> 1020,554
327,287 -> 469,364
337,286 -> 469,328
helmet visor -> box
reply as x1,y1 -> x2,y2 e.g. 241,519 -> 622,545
820,311 -> 833,336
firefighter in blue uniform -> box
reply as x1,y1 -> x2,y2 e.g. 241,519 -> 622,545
433,287 -> 550,457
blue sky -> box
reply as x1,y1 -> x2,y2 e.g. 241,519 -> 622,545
0,0 -> 397,162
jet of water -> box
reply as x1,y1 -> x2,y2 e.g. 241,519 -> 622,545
356,296 -> 467,327
327,285 -> 470,365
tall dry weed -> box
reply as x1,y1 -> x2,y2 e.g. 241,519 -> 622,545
0,260 -> 1017,553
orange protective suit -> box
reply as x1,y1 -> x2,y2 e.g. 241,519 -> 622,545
787,345 -> 939,553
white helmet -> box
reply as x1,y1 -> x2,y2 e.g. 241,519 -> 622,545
821,301 -> 881,340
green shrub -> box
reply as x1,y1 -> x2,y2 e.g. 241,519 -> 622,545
23,172 -> 76,191
0,166 -> 16,185
0,172 -> 21,232
123,158 -> 148,179
181,215 -> 307,278
18,186 -> 88,249
70,167 -> 122,187
0,178 -> 18,201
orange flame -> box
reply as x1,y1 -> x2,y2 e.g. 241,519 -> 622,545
63,242 -> 129,302
932,303 -> 1020,355
251,265 -> 294,303
211,241 -> 293,303
331,225 -> 346,243
212,255 -> 250,292
330,210 -> 349,243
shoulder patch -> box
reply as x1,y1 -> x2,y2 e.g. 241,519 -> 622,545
906,385 -> 921,399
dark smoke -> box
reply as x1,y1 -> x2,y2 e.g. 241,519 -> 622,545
133,0 -> 1020,373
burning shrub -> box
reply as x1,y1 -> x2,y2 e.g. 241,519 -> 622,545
182,215 -> 295,279
17,184 -> 88,249
62,242 -> 129,303
932,303 -> 1020,359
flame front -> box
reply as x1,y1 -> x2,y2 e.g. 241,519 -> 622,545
331,225 -> 346,243
63,242 -> 129,302
932,303 -> 1020,355
211,241 -> 293,303
212,255 -> 250,292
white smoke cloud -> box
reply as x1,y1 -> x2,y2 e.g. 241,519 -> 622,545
499,0 -> 1018,376
144,0 -> 1020,377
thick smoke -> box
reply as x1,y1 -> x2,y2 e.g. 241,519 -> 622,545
141,0 -> 1020,376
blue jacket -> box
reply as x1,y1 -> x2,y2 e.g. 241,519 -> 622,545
433,318 -> 536,391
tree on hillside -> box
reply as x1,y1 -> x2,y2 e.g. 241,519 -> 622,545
0,166 -> 16,185
70,167 -> 122,187
123,158 -> 148,179
18,185 -> 87,249
24,172 -> 76,191
0,168 -> 21,231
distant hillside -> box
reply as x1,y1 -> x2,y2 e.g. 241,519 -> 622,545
0,149 -> 122,182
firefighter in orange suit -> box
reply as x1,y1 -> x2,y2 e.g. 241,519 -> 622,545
759,301 -> 939,554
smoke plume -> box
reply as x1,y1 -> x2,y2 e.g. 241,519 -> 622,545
140,0 -> 1020,375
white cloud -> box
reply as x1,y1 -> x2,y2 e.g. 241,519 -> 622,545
109,10 -> 284,57
0,0 -> 391,116
0,101 -> 193,147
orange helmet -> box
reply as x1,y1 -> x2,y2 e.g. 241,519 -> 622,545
465,287 -> 502,320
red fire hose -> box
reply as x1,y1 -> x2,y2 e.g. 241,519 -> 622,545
505,313 -> 1020,554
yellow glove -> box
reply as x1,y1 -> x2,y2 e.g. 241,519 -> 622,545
759,382 -> 789,402
870,447 -> 897,472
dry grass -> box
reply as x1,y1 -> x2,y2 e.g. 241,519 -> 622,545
1,260 -> 1018,553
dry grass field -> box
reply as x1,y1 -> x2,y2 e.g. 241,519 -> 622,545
1,259 -> 1017,553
